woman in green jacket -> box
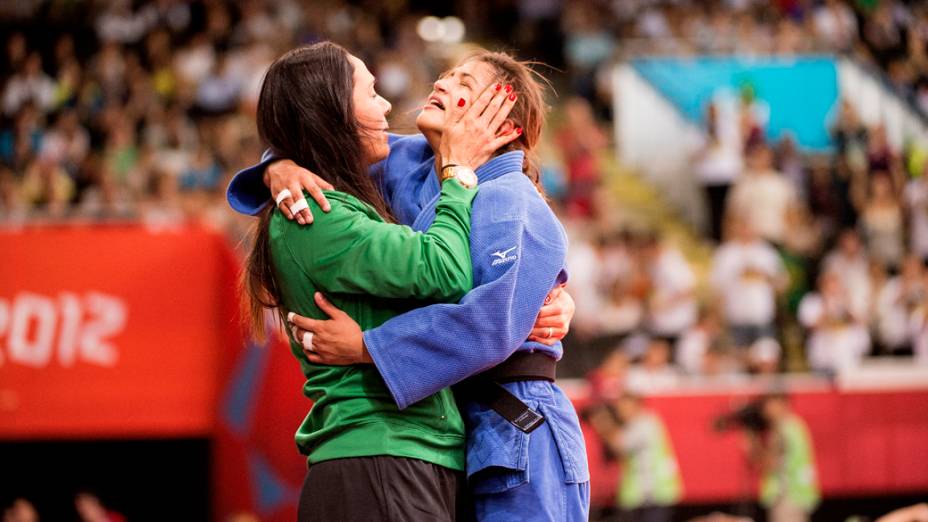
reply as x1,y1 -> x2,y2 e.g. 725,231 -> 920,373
242,42 -> 518,521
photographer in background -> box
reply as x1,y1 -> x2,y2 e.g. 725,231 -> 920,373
748,394 -> 820,522
587,392 -> 682,522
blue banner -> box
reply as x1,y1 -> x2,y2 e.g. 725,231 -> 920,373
632,56 -> 839,151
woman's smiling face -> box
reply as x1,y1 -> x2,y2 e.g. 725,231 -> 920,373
416,59 -> 498,140
348,54 -> 393,165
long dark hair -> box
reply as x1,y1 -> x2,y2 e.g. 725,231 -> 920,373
243,42 -> 394,339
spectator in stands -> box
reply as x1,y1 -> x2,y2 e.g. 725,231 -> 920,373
727,142 -> 800,246
751,394 -> 820,522
910,279 -> 928,365
875,255 -> 925,355
587,348 -> 630,401
639,232 -> 697,346
813,0 -> 859,52
0,166 -> 24,221
2,52 -> 55,117
600,277 -> 645,338
600,229 -> 638,294
748,337 -> 783,375
775,133 -> 807,201
822,228 -> 873,321
904,167 -> 928,262
867,126 -> 906,193
564,224 -> 605,339
588,392 -> 682,522
695,101 -> 743,242
555,97 -> 607,218
710,216 -> 787,351
799,270 -> 871,374
626,337 -> 680,393
831,100 -> 868,224
860,175 -> 906,271
1,103 -> 43,171
3,32 -> 27,74
20,155 -> 73,216
40,109 -> 89,176
676,306 -> 726,376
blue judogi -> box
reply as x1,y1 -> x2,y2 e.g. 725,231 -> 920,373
228,134 -> 590,521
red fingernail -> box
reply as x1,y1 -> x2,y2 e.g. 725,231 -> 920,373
495,83 -> 501,91
516,127 -> 523,135
504,84 -> 512,93
457,98 -> 466,107
509,93 -> 517,101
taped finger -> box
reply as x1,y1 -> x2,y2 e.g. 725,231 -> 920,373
275,188 -> 293,206
289,198 -> 309,215
302,331 -> 314,352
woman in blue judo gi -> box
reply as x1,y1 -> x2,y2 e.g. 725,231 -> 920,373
228,49 -> 590,521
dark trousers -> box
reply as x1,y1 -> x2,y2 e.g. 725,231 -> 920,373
298,456 -> 468,522
704,183 -> 731,243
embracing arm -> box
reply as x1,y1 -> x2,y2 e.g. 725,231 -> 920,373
361,220 -> 568,409
225,135 -> 405,220
284,179 -> 477,302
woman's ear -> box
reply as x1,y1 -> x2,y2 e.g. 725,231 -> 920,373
496,119 -> 516,137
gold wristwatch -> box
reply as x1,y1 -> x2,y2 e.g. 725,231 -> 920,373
440,164 -> 478,189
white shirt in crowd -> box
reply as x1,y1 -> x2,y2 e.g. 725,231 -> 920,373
711,239 -> 785,326
908,308 -> 928,365
821,250 -> 872,320
875,277 -> 916,350
565,233 -> 603,334
904,178 -> 928,259
625,365 -> 680,394
728,170 -> 797,244
798,293 -> 870,373
813,1 -> 858,50
2,72 -> 55,116
695,140 -> 743,186
600,296 -> 644,335
676,327 -> 709,375
647,247 -> 697,336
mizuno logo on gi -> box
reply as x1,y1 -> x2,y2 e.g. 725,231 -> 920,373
491,246 -> 518,266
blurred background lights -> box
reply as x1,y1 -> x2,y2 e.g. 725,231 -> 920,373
417,15 -> 465,44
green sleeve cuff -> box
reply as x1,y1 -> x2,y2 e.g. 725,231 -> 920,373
440,177 -> 478,205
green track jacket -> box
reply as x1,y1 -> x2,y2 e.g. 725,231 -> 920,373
269,178 -> 477,471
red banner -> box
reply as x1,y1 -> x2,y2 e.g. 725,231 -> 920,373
0,225 -> 240,438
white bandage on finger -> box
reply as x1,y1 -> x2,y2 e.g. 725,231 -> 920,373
302,331 -> 314,353
275,188 -> 293,206
289,198 -> 309,215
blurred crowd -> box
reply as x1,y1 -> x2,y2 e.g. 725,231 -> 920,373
5,1 -> 928,382
558,0 -> 928,119
549,0 -> 928,384
565,92 -> 928,389
0,0 -> 500,233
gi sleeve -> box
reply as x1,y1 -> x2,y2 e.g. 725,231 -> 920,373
362,216 -> 568,409
280,179 -> 477,302
226,134 -> 406,216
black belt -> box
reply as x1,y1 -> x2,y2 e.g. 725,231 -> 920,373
462,352 -> 556,434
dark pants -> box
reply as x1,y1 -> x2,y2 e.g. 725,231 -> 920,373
298,456 -> 468,522
704,183 -> 731,243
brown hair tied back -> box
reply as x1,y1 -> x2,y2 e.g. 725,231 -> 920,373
462,50 -> 553,195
